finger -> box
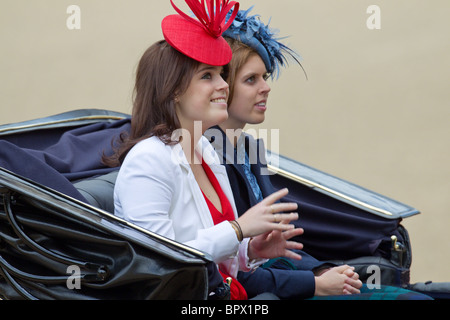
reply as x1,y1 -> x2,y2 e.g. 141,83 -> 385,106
270,216 -> 299,229
269,202 -> 298,214
342,286 -> 357,295
261,188 -> 289,205
284,240 -> 304,251
279,218 -> 303,232
345,277 -> 363,290
271,223 -> 295,231
344,268 -> 360,280
343,267 -> 355,278
274,212 -> 299,224
351,272 -> 360,280
281,227 -> 304,240
333,265 -> 352,273
258,230 -> 273,241
343,283 -> 361,294
282,249 -> 302,261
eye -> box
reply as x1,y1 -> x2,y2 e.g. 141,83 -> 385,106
245,75 -> 256,83
263,73 -> 271,81
201,72 -> 212,80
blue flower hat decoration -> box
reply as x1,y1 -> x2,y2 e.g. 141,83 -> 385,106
223,6 -> 304,78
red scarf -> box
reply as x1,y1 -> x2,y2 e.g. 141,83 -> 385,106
200,159 -> 248,300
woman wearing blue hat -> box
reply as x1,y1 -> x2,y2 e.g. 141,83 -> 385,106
205,6 -> 433,300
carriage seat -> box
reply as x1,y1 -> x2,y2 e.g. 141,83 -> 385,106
73,170 -> 119,213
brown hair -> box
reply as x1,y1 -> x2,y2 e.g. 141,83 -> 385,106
224,37 -> 260,106
103,40 -> 201,167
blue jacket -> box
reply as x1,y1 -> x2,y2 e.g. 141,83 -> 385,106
205,126 -> 405,260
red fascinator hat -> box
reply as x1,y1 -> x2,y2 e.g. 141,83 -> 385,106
162,0 -> 239,66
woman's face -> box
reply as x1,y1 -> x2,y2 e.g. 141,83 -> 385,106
176,64 -> 229,132
227,54 -> 271,129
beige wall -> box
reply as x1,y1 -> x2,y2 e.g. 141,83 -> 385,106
1,0 -> 449,284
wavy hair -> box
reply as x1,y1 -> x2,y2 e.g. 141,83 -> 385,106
103,40 -> 201,167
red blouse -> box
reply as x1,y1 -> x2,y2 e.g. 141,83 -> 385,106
200,159 -> 235,224
200,159 -> 248,300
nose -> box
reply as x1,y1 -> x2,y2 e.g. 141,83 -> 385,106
217,75 -> 229,94
260,79 -> 271,95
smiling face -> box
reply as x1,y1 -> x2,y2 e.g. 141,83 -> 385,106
176,64 -> 229,133
221,54 -> 271,130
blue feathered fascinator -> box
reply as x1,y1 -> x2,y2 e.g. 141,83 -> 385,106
223,6 -> 303,78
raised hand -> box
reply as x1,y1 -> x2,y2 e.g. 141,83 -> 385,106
236,188 -> 299,238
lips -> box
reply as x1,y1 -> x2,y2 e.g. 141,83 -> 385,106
255,100 -> 267,111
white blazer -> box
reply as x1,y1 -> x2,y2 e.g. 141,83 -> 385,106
114,136 -> 262,278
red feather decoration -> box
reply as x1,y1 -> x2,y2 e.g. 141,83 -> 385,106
170,0 -> 239,38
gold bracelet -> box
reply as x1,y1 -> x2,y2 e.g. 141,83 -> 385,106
229,220 -> 243,242
230,221 -> 243,242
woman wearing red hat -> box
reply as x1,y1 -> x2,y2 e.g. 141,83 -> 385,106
106,0 -> 304,300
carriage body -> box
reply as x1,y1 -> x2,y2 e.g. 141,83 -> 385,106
0,109 -> 428,299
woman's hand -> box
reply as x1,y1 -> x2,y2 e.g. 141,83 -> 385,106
236,188 -> 299,239
247,224 -> 304,261
314,265 -> 363,296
